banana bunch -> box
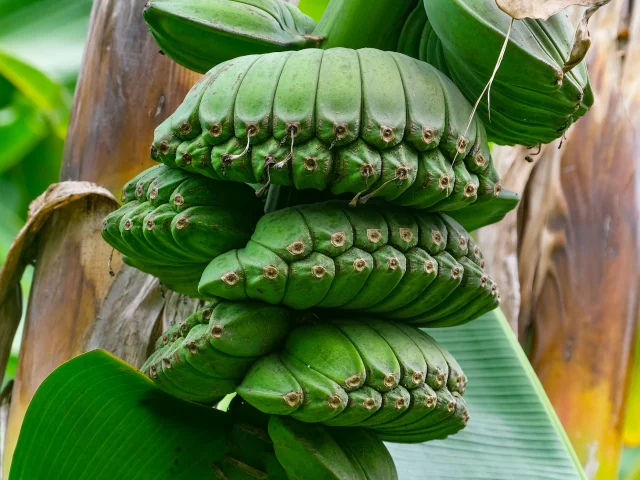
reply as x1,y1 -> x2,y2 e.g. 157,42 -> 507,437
269,415 -> 398,480
397,0 -> 593,146
142,299 -> 293,404
144,305 -> 469,445
106,9 -> 540,467
199,201 -> 499,327
143,0 -> 319,74
237,317 -> 468,443
102,165 -> 262,296
221,397 -> 398,480
149,48 -> 512,215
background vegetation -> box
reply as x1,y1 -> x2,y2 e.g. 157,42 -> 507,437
0,0 -> 91,384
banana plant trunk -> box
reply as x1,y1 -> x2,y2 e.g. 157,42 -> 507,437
479,3 -> 640,478
1,0 -> 201,475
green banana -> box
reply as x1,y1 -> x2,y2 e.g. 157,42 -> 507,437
121,164 -> 167,203
199,201 -> 496,327
150,48 -> 512,217
284,324 -> 366,391
237,317 -> 466,440
268,415 -> 398,480
142,298 -> 292,404
395,0 -> 594,146
103,166 -> 262,297
397,2 -> 427,59
143,0 -> 320,74
448,187 -> 521,231
213,397 -> 398,479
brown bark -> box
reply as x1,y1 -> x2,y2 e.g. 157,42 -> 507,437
2,0 -> 201,474
515,2 -> 639,477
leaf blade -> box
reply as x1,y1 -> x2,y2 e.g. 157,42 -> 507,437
9,350 -> 231,480
387,310 -> 586,479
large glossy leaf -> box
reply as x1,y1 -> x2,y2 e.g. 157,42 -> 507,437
387,309 -> 585,479
9,351 -> 233,480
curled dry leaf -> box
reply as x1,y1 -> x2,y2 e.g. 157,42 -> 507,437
495,0 -> 610,20
0,181 -> 117,386
496,0 -> 610,75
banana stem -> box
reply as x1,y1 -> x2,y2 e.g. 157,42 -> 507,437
312,0 -> 418,50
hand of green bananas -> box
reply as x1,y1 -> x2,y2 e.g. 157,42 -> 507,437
397,0 -> 593,146
143,300 -> 469,445
218,396 -> 399,480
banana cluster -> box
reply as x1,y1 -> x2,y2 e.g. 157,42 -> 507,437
200,201 -> 499,327
398,0 -> 593,146
150,48 -> 506,214
143,0 -> 319,74
143,301 -> 468,445
142,300 -> 293,404
222,397 -> 398,480
237,317 -> 468,443
102,165 -> 262,296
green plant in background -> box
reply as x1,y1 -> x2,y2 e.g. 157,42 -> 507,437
0,0 -> 92,385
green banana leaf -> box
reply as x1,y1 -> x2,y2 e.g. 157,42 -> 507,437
9,311 -> 585,479
386,309 -> 585,479
9,350 -> 232,480
619,447 -> 640,480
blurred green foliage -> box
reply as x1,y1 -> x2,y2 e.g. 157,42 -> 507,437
297,0 -> 330,22
0,0 -> 92,386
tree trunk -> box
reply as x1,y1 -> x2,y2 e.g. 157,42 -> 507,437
2,0 -> 200,474
484,2 -> 640,478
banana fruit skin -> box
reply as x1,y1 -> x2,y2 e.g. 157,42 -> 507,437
237,316 -> 469,443
102,165 -> 262,297
150,48 -> 512,218
199,200 -> 499,327
143,0 -> 319,74
142,299 -> 292,404
396,0 -> 593,146
268,415 -> 398,480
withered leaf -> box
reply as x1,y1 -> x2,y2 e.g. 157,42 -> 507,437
495,0 -> 609,20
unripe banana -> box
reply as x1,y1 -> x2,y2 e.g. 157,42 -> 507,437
268,415 -> 398,480
199,201 -> 497,327
150,48 -> 513,218
237,317 -> 467,441
396,0 -> 594,146
141,298 -> 292,404
103,166 -> 262,297
143,0 -> 320,74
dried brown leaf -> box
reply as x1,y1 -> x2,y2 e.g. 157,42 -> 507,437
0,182 -> 117,386
495,0 -> 609,20
496,1 -> 610,74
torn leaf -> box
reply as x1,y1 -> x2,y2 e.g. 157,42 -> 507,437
495,0 -> 610,20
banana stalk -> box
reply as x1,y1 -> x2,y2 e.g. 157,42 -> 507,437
311,0 -> 418,50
